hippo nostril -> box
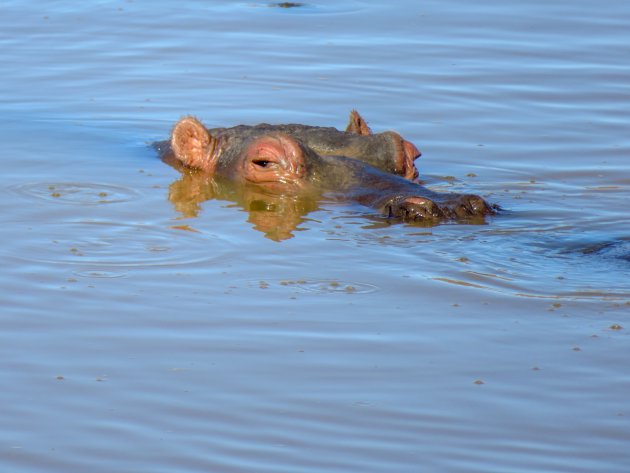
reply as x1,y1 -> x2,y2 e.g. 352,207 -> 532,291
398,196 -> 444,221
459,194 -> 493,216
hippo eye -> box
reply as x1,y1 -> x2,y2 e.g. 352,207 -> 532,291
252,158 -> 271,168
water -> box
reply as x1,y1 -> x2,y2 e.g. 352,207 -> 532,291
1,1 -> 629,472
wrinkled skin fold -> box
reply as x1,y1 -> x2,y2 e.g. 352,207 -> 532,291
155,111 -> 496,240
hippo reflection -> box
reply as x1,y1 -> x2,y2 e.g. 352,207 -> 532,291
166,171 -> 320,241
155,111 -> 495,240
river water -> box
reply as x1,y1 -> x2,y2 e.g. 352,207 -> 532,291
1,1 -> 629,472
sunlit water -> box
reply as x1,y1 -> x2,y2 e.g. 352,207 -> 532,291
1,1 -> 629,472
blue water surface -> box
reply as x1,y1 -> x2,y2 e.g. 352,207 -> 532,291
1,1 -> 629,472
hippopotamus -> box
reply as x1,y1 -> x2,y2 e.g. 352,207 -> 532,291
160,111 -> 421,180
155,111 -> 495,238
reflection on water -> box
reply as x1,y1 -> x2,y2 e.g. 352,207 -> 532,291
167,166 -> 321,241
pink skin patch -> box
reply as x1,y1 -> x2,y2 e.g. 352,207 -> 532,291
403,197 -> 429,206
241,134 -> 307,191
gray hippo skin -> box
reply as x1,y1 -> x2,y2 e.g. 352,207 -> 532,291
157,111 -> 421,180
155,111 -> 495,225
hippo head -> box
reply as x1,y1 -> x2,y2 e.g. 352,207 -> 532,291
168,111 -> 421,183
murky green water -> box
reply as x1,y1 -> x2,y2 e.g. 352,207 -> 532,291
1,1 -> 629,472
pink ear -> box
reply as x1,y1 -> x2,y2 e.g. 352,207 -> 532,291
345,109 -> 373,135
171,116 -> 218,172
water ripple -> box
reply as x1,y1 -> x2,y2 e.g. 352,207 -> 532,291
13,220 -> 231,268
9,182 -> 141,205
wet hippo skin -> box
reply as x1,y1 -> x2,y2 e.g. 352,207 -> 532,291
158,110 -> 422,180
155,111 -> 495,237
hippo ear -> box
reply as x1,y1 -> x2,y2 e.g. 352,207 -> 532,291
345,109 -> 373,136
171,116 -> 218,172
